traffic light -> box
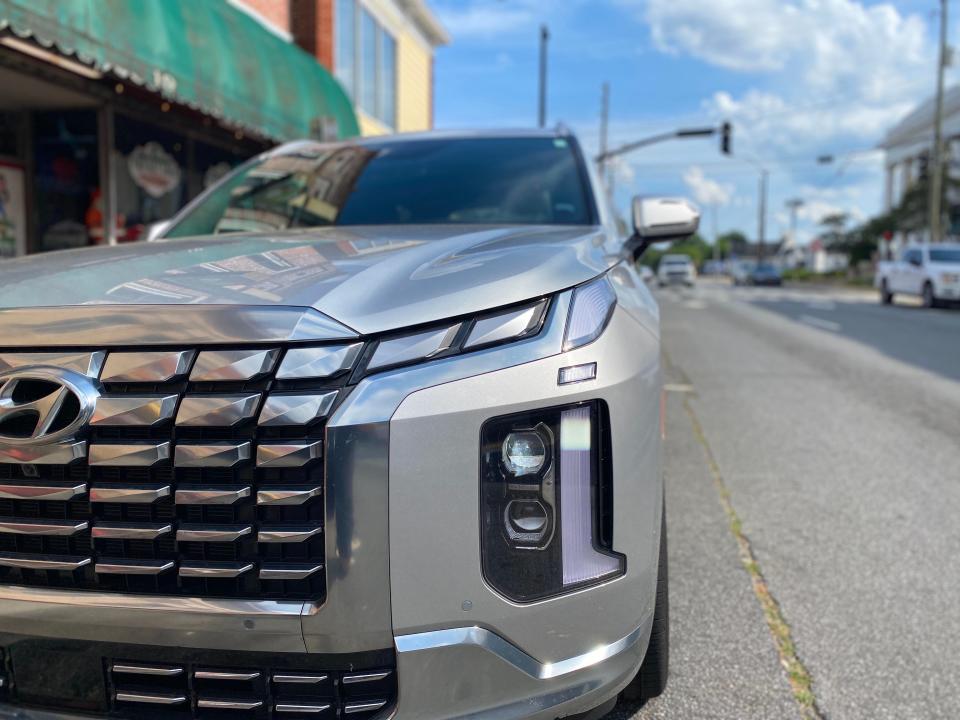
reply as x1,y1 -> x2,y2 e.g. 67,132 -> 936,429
720,122 -> 732,155
918,152 -> 929,180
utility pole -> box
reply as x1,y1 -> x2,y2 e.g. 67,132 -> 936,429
757,169 -> 769,262
930,0 -> 948,243
538,25 -> 549,128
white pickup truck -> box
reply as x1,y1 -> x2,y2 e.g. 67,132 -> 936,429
875,243 -> 960,308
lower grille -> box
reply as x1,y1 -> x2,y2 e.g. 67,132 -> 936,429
0,636 -> 395,720
108,660 -> 394,719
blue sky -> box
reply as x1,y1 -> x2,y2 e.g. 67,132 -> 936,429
429,0 -> 952,245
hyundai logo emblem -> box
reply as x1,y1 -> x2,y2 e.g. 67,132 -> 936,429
0,368 -> 100,446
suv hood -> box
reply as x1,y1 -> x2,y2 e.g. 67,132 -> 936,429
0,226 -> 615,335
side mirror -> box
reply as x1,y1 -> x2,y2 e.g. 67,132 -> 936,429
627,196 -> 700,259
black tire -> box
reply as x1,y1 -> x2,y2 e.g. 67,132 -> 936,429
623,507 -> 669,702
880,280 -> 893,305
922,282 -> 937,309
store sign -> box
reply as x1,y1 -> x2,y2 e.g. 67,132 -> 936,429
128,142 -> 181,198
0,162 -> 26,258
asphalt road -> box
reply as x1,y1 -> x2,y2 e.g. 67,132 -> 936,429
610,279 -> 960,720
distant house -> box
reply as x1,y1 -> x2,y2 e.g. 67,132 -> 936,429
880,85 -> 960,245
769,237 -> 847,273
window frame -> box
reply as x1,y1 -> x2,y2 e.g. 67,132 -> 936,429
334,0 -> 398,130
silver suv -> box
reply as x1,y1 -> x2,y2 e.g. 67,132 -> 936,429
0,131 -> 698,720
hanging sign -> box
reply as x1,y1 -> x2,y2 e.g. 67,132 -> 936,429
128,142 -> 181,198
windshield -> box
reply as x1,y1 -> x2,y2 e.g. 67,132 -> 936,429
755,264 -> 777,273
929,249 -> 960,263
165,137 -> 594,237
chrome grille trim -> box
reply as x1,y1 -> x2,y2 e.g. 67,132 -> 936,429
345,700 -> 388,714
256,486 -> 322,506
256,442 -> 322,468
0,337 -> 354,601
176,394 -> 261,427
101,350 -> 195,382
259,563 -> 323,581
0,553 -> 90,571
190,348 -> 280,381
175,485 -> 251,505
272,673 -> 329,684
174,441 -> 251,468
91,394 -> 178,426
179,562 -> 255,578
0,518 -> 88,536
91,522 -> 172,540
258,391 -> 338,427
276,703 -> 332,714
0,440 -> 86,465
176,525 -> 253,542
198,699 -> 264,710
95,559 -> 175,575
195,671 -> 261,681
276,343 -> 363,379
112,664 -> 184,676
341,670 -> 392,684
0,481 -> 86,501
258,526 -> 323,544
89,442 -> 171,467
0,351 -> 105,377
115,691 -> 187,705
89,484 -> 171,503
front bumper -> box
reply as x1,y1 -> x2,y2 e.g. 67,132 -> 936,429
0,272 -> 663,719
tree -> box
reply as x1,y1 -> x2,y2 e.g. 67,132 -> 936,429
716,230 -> 748,259
819,213 -> 849,246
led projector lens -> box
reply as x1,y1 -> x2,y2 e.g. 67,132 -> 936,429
502,430 -> 547,476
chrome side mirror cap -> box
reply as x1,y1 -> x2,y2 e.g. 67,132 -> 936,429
631,196 -> 700,242
144,219 -> 172,242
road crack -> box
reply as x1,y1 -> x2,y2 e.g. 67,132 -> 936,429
680,391 -> 825,720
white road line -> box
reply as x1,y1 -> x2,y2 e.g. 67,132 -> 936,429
664,383 -> 695,393
799,314 -> 841,332
806,300 -> 836,311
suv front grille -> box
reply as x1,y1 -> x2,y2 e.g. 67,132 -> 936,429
0,344 -> 363,601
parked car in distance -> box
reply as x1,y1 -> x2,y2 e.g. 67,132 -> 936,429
730,260 -> 755,286
0,130 -> 702,720
876,243 -> 960,307
746,262 -> 783,287
657,254 -> 696,287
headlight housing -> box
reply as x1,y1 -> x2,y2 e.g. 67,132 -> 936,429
480,401 -> 624,602
563,276 -> 617,351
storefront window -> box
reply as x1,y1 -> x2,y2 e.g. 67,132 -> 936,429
32,111 -> 100,253
113,114 -> 188,242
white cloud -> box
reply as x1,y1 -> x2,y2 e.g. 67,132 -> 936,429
641,0 -> 933,154
683,166 -> 734,206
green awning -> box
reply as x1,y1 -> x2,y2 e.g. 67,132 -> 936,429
0,0 -> 359,141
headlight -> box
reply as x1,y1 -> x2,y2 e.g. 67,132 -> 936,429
480,401 -> 624,602
563,276 -> 617,351
942,273 -> 960,284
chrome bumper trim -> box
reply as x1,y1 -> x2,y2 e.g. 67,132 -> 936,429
394,623 -> 645,681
